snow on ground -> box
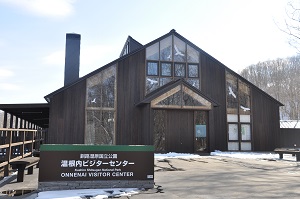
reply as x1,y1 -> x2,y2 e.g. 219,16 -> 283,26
154,152 -> 202,159
211,150 -> 279,159
36,188 -> 139,199
155,151 -> 297,161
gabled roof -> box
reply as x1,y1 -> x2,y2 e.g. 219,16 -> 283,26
119,36 -> 143,57
44,29 -> 283,106
136,78 -> 219,108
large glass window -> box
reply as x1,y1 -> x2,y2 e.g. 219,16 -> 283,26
85,65 -> 116,145
226,71 -> 252,151
145,34 -> 201,94
153,110 -> 166,151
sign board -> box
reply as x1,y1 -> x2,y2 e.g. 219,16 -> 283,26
39,145 -> 154,182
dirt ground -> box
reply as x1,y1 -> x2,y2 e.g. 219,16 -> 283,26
134,155 -> 300,198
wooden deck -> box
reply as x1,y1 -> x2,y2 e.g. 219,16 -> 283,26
0,128 -> 43,177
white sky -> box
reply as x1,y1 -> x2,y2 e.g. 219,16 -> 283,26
0,0 -> 297,104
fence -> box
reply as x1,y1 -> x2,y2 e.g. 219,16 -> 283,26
0,128 -> 44,176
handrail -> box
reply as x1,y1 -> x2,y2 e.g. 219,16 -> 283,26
0,128 -> 44,177
0,128 -> 38,132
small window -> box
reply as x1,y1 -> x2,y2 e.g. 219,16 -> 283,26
147,62 -> 159,76
188,64 -> 199,77
161,62 -> 172,76
174,63 -> 185,77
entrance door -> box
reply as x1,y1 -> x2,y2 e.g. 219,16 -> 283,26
153,110 -> 208,153
166,110 -> 194,153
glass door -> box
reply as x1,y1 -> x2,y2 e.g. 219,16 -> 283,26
194,111 -> 208,152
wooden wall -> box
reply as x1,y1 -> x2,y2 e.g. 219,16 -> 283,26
279,128 -> 300,148
116,49 -> 150,145
252,88 -> 280,151
200,54 -> 227,151
47,80 -> 86,144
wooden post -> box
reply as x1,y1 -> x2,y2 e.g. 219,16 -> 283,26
21,130 -> 25,157
4,130 -> 12,176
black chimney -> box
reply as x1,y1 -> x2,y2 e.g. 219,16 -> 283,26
64,33 -> 80,86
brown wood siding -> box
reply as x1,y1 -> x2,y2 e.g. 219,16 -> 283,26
116,49 -> 148,145
200,55 -> 227,151
252,88 -> 280,151
47,80 -> 86,144
280,128 -> 300,148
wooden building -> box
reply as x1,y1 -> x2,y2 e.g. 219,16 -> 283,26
41,30 -> 283,153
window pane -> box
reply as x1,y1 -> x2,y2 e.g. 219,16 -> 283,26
160,36 -> 172,61
241,142 -> 251,150
160,77 -> 172,86
161,62 -> 172,76
186,79 -> 199,89
147,62 -> 158,76
187,45 -> 199,63
240,115 -> 250,123
174,63 -> 185,77
153,110 -> 166,151
228,124 -> 238,140
226,72 -> 238,114
146,77 -> 159,94
86,65 -> 116,108
241,124 -> 251,140
146,42 -> 159,60
157,91 -> 181,106
85,110 -> 114,145
174,36 -> 186,62
188,64 -> 199,77
228,142 -> 239,150
239,80 -> 251,115
227,114 -> 238,122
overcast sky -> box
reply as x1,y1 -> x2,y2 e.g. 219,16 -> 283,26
0,0 -> 297,104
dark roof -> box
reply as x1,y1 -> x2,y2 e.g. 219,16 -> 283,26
119,36 -> 143,57
44,29 -> 283,106
0,103 -> 49,128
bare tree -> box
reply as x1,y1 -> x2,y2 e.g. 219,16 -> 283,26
240,56 -> 300,120
279,1 -> 300,52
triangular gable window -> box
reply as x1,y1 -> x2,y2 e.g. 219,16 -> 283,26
151,84 -> 212,110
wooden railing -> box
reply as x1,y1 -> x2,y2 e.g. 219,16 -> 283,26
0,128 -> 44,176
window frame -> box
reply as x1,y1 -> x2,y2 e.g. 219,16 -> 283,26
146,61 -> 159,76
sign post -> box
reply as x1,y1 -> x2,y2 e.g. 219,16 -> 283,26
38,145 -> 154,191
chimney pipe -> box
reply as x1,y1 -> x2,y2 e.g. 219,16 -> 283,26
64,33 -> 80,86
